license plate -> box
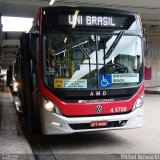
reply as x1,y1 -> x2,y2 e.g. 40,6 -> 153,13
90,121 -> 108,128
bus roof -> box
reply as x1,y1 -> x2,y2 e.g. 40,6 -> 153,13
41,6 -> 138,16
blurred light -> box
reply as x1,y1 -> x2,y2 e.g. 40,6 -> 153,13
1,16 -> 33,32
72,10 -> 79,28
64,37 -> 67,43
14,82 -> 19,87
49,0 -> 56,5
44,100 -> 55,112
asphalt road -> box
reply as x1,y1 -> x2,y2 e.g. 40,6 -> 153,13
27,94 -> 160,160
1,86 -> 160,160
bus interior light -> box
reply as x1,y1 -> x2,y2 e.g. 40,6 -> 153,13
49,0 -> 56,6
64,37 -> 67,43
132,94 -> 144,111
72,10 -> 79,28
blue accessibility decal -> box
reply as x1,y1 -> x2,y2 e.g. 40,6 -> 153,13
98,74 -> 112,88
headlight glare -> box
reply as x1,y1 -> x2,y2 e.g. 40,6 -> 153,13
43,99 -> 62,115
43,100 -> 54,112
14,82 -> 19,87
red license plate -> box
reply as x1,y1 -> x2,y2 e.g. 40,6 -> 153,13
90,121 -> 108,128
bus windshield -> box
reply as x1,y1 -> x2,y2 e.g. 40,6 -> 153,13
43,31 -> 143,90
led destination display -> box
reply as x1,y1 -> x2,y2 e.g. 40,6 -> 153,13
58,14 -> 127,28
68,15 -> 116,27
45,9 -> 136,29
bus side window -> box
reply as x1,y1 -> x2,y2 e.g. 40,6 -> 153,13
30,36 -> 38,91
143,28 -> 148,56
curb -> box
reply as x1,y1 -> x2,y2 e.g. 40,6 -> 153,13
145,90 -> 160,94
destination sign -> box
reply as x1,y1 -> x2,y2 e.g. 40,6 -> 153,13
68,15 -> 116,27
58,15 -> 127,28
45,9 -> 137,30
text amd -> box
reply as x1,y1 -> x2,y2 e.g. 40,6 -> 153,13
69,15 -> 116,26
90,91 -> 108,96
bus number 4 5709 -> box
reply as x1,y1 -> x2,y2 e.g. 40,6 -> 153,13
110,107 -> 127,113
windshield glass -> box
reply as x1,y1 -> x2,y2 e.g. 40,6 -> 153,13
43,31 -> 142,90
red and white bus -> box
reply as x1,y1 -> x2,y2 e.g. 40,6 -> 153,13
16,7 -> 146,135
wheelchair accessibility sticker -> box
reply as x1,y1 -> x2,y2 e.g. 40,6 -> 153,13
98,73 -> 139,88
98,74 -> 112,88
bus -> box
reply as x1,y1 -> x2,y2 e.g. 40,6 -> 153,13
16,7 -> 146,135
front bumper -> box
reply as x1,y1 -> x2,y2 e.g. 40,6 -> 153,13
40,106 -> 143,135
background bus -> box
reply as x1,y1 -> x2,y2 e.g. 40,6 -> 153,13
15,7 -> 145,135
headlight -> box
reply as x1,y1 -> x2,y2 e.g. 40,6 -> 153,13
13,81 -> 19,91
14,82 -> 19,87
132,94 -> 144,111
43,99 -> 62,115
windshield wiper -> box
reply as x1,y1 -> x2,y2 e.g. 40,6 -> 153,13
105,31 -> 125,59
66,30 -> 90,59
